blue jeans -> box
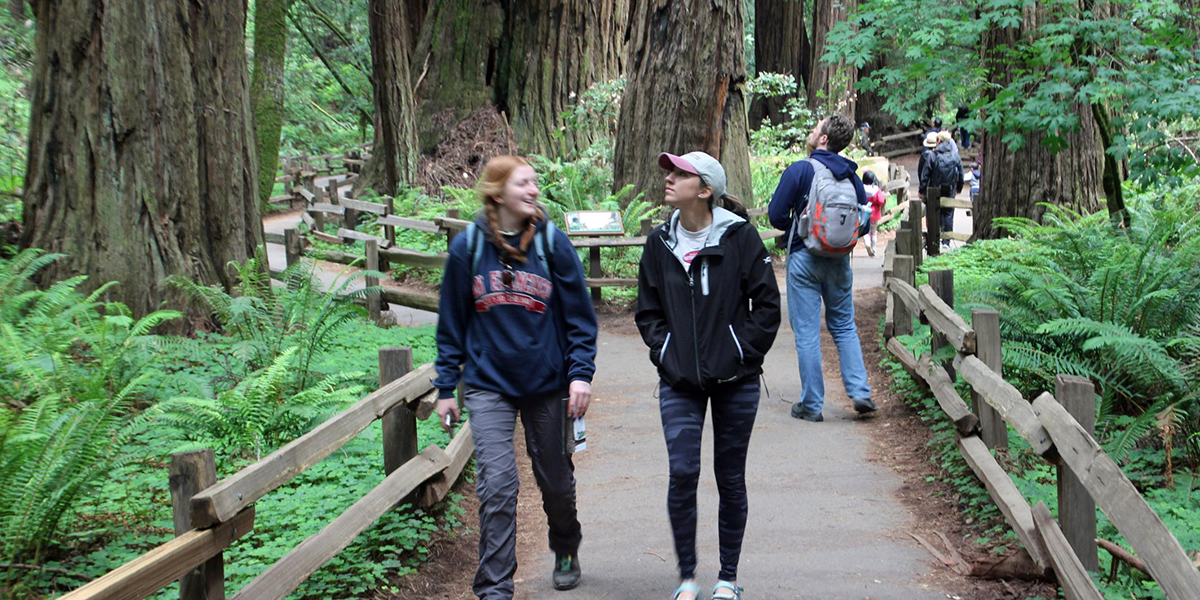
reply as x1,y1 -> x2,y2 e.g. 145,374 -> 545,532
786,249 -> 871,414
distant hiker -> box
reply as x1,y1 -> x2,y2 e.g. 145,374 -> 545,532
768,114 -> 876,423
926,117 -> 943,135
918,131 -> 939,199
967,164 -> 981,203
862,170 -> 887,256
859,121 -> 873,155
433,155 -> 598,598
636,151 -> 781,600
928,131 -> 965,247
955,105 -> 972,149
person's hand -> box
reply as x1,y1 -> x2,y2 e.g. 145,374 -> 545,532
567,380 -> 592,418
436,397 -> 460,434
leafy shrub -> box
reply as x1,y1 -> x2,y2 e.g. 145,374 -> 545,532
918,190 -> 1200,468
168,254 -> 382,389
155,348 -> 366,459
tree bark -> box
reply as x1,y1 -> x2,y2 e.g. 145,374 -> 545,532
855,53 -> 894,132
412,0 -> 503,154
749,0 -> 810,126
613,0 -> 752,204
363,0 -> 420,194
251,0 -> 288,208
406,0 -> 430,57
413,0 -> 627,157
808,0 -> 857,119
21,0 -> 263,318
975,2 -> 1103,240
496,0 -> 628,155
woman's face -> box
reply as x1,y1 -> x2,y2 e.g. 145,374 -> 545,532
663,168 -> 710,209
495,165 -> 541,221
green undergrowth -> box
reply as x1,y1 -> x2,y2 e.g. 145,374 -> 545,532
880,184 -> 1200,599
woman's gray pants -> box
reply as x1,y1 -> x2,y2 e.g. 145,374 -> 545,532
465,386 -> 582,599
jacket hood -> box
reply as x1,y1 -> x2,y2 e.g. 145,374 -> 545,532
934,140 -> 960,157
811,149 -> 860,181
661,206 -> 746,250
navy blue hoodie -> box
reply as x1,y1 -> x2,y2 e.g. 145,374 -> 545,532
767,149 -> 868,253
433,213 -> 598,400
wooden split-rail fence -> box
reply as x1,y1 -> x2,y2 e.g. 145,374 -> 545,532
266,144 -> 373,207
267,171 -> 787,313
61,348 -> 473,600
880,203 -> 1200,599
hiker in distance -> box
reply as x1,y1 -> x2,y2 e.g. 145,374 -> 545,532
636,151 -> 781,600
433,155 -> 598,599
768,114 -> 876,422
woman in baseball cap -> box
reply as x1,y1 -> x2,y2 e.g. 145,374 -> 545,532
635,151 -> 781,600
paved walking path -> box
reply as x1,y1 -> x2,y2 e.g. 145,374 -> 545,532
262,169 -> 971,597
516,242 -> 949,599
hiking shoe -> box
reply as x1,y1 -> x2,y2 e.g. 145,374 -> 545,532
790,402 -> 824,422
852,397 -> 878,414
552,553 -> 581,590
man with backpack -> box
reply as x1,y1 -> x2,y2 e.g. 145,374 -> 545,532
768,114 -> 875,423
925,130 -> 964,247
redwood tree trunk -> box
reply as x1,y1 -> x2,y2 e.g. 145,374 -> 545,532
497,0 -> 628,155
749,0 -> 810,126
406,0 -> 430,57
808,0 -> 857,119
364,0 -> 420,194
975,3 -> 1103,239
21,0 -> 262,318
413,0 -> 627,157
613,0 -> 752,203
251,0 -> 288,207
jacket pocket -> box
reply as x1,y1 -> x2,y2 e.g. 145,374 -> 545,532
728,325 -> 744,363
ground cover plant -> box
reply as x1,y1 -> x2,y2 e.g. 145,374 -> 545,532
884,181 -> 1200,598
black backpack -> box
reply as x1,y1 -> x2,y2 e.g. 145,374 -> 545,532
931,150 -> 963,194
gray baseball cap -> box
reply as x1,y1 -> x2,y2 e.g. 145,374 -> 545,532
658,151 -> 726,200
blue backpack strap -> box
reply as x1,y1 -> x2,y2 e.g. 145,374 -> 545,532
535,221 -> 556,277
465,222 -> 486,274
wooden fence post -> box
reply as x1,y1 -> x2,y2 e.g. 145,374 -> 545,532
925,194 -> 941,257
365,240 -> 381,321
928,270 -> 954,380
1055,374 -> 1099,572
641,218 -> 653,236
972,309 -> 1008,450
589,246 -> 602,304
379,348 -> 418,476
326,178 -> 339,204
383,197 -> 396,247
169,450 -> 225,600
284,228 -> 301,269
893,256 -> 914,337
907,201 -> 923,272
446,208 -> 461,247
343,208 -> 359,232
895,228 -> 911,257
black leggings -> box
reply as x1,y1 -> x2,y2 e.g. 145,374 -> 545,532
659,378 -> 760,581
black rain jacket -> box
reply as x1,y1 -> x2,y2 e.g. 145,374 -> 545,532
635,207 -> 782,392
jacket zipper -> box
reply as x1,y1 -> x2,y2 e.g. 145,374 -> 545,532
689,270 -> 702,382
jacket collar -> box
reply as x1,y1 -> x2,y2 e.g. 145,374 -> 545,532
661,206 -> 745,251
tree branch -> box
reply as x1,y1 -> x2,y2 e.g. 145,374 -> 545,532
287,11 -> 372,123
0,563 -> 94,582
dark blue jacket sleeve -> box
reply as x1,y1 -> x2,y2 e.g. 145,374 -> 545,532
553,230 -> 598,384
768,161 -> 814,232
433,236 -> 473,399
853,174 -> 867,206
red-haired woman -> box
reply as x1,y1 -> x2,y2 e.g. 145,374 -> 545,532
433,156 -> 598,598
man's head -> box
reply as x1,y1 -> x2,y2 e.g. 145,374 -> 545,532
933,117 -> 943,129
806,114 -> 855,153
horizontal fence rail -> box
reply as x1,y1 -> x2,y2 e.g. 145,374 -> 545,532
880,196 -> 1200,599
62,348 -> 473,600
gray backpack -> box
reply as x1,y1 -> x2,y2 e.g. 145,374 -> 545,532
787,158 -> 865,257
